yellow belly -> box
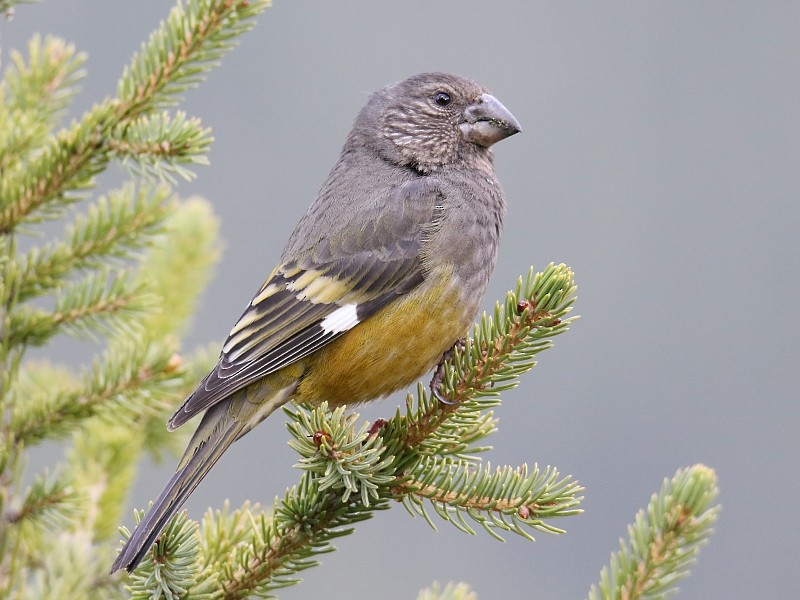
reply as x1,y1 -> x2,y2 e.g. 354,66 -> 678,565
295,270 -> 472,407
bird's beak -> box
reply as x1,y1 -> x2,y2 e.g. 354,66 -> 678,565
460,93 -> 521,147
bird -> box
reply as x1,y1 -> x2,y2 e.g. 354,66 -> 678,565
110,72 -> 520,573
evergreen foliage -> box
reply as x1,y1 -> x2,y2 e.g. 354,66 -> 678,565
0,2 -> 719,598
0,2 -> 266,598
588,465 -> 720,600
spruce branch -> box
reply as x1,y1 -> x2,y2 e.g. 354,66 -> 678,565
109,111 -> 213,183
6,360 -> 78,410
6,192 -> 220,449
1,34 -> 85,119
16,183 -> 174,302
0,0 -> 267,234
9,335 -> 182,446
394,265 -> 576,457
116,0 -> 270,115
0,101 -> 116,233
0,34 -> 86,169
588,464 -> 720,600
0,1 -> 256,596
11,333 -> 204,453
140,344 -> 219,462
8,269 -> 156,348
67,418 -> 147,543
227,265 -> 577,595
133,195 -> 222,340
131,264 -> 580,598
219,475 -> 381,599
0,196 -> 221,582
287,404 -> 396,506
124,510 -> 221,600
199,501 -> 264,570
5,470 -> 79,530
396,459 -> 582,541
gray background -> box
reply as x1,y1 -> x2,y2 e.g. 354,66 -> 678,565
3,2 -> 799,598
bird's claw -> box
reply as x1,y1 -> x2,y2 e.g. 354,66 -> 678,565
367,418 -> 387,438
430,338 -> 466,405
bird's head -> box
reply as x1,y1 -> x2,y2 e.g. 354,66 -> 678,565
354,72 -> 521,174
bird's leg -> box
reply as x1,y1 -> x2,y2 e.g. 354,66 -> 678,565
430,338 -> 466,405
367,418 -> 388,439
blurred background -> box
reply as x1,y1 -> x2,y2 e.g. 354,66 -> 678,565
3,1 -> 798,598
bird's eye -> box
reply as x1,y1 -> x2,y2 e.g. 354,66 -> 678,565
434,91 -> 451,107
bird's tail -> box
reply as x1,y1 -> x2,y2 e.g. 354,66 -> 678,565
110,402 -> 244,573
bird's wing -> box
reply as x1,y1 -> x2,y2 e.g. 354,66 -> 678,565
169,178 -> 444,429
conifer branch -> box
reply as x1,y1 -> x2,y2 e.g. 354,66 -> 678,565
0,2 -> 254,596
132,196 -> 222,341
5,470 -> 79,529
198,501 -> 259,570
0,0 -> 268,234
0,101 -> 115,233
116,0 -> 269,115
588,464 -> 720,600
109,112 -> 212,183
126,511 -> 221,600
219,477 -> 380,599
9,337 -> 182,446
395,460 -> 582,541
67,418 -> 146,544
139,344 -> 219,461
8,270 -> 155,348
0,35 -> 86,170
133,265 -> 581,598
15,183 -> 173,302
396,266 -> 574,456
2,34 -> 85,115
287,405 -> 396,505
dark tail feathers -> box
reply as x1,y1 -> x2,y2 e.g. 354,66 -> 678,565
110,421 -> 241,573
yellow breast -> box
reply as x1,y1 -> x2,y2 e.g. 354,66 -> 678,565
295,268 -> 473,407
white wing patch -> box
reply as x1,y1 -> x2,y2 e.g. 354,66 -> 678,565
319,303 -> 360,334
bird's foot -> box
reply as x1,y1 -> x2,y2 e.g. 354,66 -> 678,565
430,338 -> 466,405
310,430 -> 332,448
367,418 -> 388,439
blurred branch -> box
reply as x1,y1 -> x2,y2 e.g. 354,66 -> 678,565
0,1 -> 262,597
